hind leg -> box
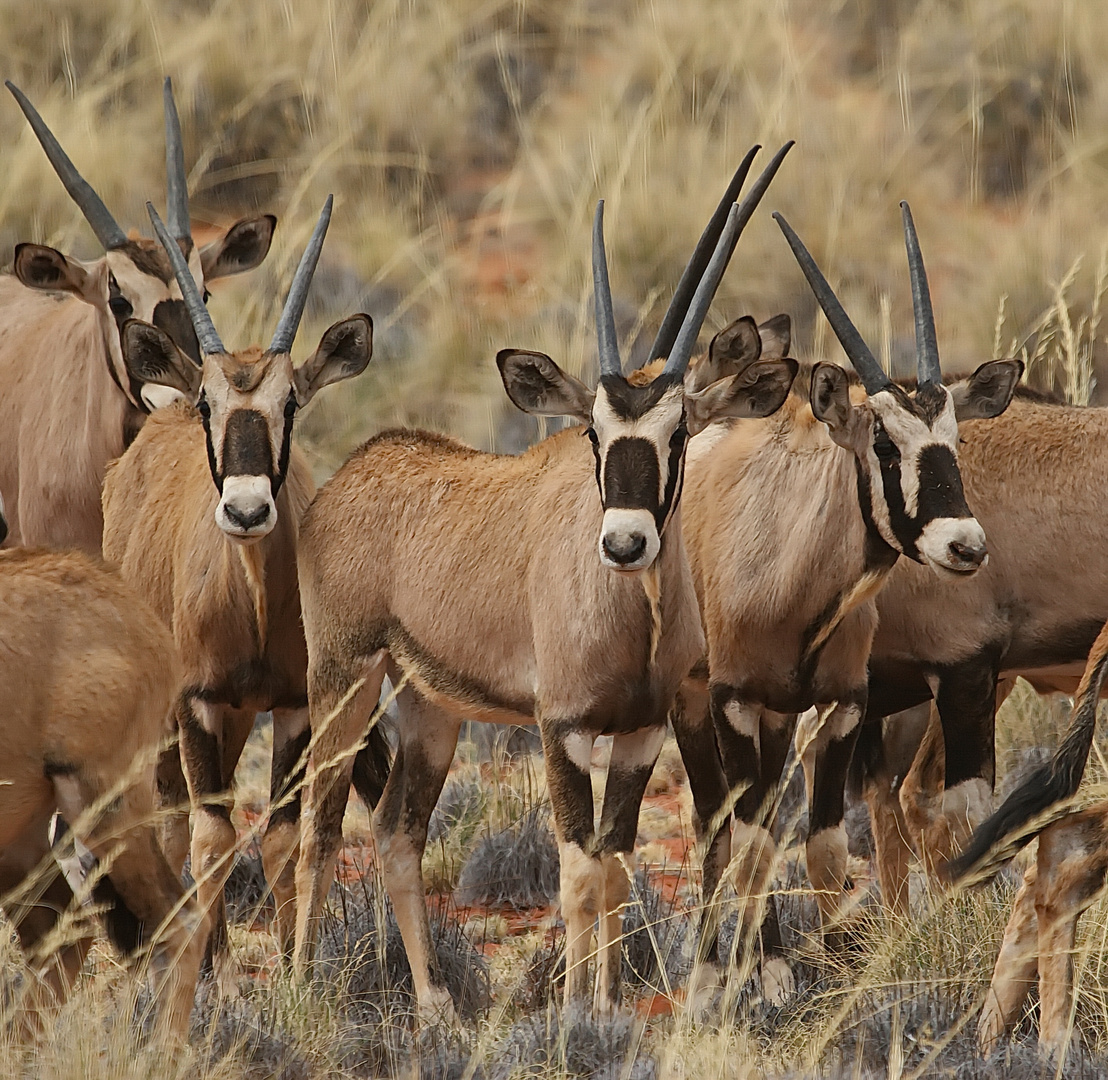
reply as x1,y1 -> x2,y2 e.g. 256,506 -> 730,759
977,864 -> 1039,1057
594,726 -> 666,1014
372,685 -> 460,1022
294,649 -> 388,975
0,816 -> 93,1034
1034,811 -> 1108,1061
264,706 -> 310,956
156,744 -> 191,878
53,772 -> 203,1042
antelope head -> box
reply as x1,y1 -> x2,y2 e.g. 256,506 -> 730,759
499,145 -> 799,572
7,79 -> 275,412
120,196 -> 372,542
775,205 -> 1023,575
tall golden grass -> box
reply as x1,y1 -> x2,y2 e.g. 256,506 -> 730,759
3,0 -> 1108,1075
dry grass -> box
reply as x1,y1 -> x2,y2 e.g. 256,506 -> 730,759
4,0 -> 1108,1075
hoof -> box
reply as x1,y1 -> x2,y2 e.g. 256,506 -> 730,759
683,962 -> 723,1020
760,956 -> 795,1006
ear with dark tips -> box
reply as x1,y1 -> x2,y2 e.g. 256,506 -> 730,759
14,243 -> 88,294
949,358 -> 1025,421
121,319 -> 201,398
688,316 -> 763,393
497,349 -> 595,421
809,361 -> 854,434
685,357 -> 798,435
200,215 -> 277,280
293,314 -> 373,405
757,313 -> 791,359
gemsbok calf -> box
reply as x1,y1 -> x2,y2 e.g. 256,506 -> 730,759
939,621 -> 1108,1060
0,548 -> 202,1040
668,205 -> 1021,1004
0,79 -> 274,552
292,146 -> 799,1020
101,196 -> 381,971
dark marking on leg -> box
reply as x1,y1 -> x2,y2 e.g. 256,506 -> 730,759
934,650 -> 1001,789
269,726 -> 310,827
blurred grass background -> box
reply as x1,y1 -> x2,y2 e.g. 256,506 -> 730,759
4,1 -> 1108,1074
1,0 -> 1106,481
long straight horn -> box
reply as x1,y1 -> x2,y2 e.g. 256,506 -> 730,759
900,202 -> 942,387
649,145 -> 760,362
163,77 -> 191,246
773,212 -> 892,395
650,142 -> 795,365
6,81 -> 128,251
147,202 -> 225,356
663,203 -> 741,376
269,195 -> 333,355
593,200 -> 622,377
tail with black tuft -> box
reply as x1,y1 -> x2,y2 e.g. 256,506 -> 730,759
351,718 -> 393,810
944,620 -> 1108,883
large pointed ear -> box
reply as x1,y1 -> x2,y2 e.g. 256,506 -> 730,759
496,349 -> 594,420
688,316 -> 762,393
199,215 -> 277,280
757,313 -> 791,359
686,358 -> 798,435
121,319 -> 202,399
293,314 -> 373,405
14,243 -> 100,302
949,358 -> 1024,420
809,361 -> 856,444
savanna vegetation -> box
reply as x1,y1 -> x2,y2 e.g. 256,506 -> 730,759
2,0 -> 1108,1076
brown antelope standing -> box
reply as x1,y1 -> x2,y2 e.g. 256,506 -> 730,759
667,205 -> 1021,1003
0,548 -> 202,1040
0,79 -> 274,552
936,620 -> 1108,1060
291,146 -> 798,1019
101,196 -> 383,970
851,376 -> 1108,912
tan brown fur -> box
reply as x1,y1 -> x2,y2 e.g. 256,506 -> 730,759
0,548 -> 202,1041
103,400 -> 315,960
293,423 -> 707,1015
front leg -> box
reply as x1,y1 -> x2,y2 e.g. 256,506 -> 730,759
797,693 -> 865,949
540,721 -> 598,1007
178,693 -> 237,973
265,705 -> 310,956
594,725 -> 666,1014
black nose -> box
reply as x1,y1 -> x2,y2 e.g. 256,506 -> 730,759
224,502 -> 270,530
603,532 -> 647,565
948,539 -> 986,567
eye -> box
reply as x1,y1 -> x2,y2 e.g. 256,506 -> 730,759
873,430 -> 899,463
284,395 -> 297,419
197,396 -> 211,420
586,427 -> 599,446
109,294 -> 133,319
203,288 -> 211,304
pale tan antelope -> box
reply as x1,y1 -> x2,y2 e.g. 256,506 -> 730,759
0,79 -> 274,552
0,548 -> 202,1041
101,196 -> 380,971
853,372 -> 1108,910
928,619 -> 1108,1060
292,145 -> 799,1020
667,205 -> 1021,1004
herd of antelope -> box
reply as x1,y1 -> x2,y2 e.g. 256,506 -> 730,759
2,76 -> 1107,1061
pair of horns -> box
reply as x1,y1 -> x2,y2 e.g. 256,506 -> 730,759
148,195 -> 331,358
593,141 -> 794,379
774,203 -> 943,392
7,77 -> 192,252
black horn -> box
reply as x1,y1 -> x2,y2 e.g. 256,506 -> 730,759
592,200 -> 621,377
774,212 -> 893,395
901,202 -> 942,387
269,195 -> 332,356
147,202 -> 225,356
664,203 -> 742,375
7,81 -> 128,251
163,77 -> 191,247
651,141 -> 795,367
